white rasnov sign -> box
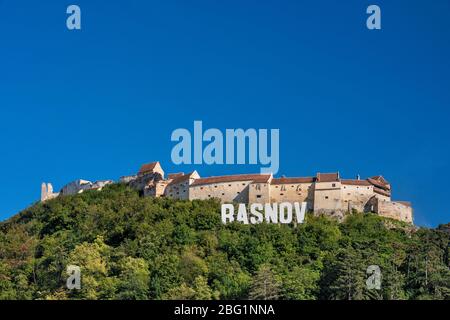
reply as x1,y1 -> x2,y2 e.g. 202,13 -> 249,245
221,202 -> 307,225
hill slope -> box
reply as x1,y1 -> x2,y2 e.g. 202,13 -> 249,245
0,184 -> 449,300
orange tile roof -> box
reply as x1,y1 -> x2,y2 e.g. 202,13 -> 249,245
168,172 -> 196,186
368,178 -> 391,190
272,177 -> 314,184
371,175 -> 390,185
191,174 -> 271,187
138,162 -> 159,175
341,179 -> 372,186
316,172 -> 339,182
374,187 -> 391,197
168,173 -> 184,179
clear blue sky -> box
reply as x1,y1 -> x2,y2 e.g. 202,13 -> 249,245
1,0 -> 449,227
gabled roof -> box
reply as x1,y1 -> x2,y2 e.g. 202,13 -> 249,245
168,172 -> 197,186
369,176 -> 390,185
191,174 -> 271,187
370,175 -> 390,185
168,173 -> 184,179
272,177 -> 315,184
316,172 -> 339,182
138,162 -> 160,175
368,178 -> 391,190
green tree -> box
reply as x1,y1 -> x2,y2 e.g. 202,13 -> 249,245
325,247 -> 368,300
115,256 -> 150,300
66,236 -> 116,299
249,264 -> 281,300
282,266 -> 320,300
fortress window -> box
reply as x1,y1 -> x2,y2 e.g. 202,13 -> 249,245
200,187 -> 203,190
257,195 -> 262,198
280,193 -> 284,196
242,183 -> 245,186
237,191 -> 240,194
222,193 -> 225,196
325,196 -> 329,199
228,184 -> 232,187
214,185 -> 217,188
332,183 -> 336,187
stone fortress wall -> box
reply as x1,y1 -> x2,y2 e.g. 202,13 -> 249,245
41,161 -> 413,224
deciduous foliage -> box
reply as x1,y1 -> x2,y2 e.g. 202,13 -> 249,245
0,184 -> 448,300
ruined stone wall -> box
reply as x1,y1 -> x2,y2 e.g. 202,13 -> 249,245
120,175 -> 137,184
91,180 -> 114,190
60,179 -> 92,196
129,172 -> 163,191
144,180 -> 169,198
41,183 -> 59,202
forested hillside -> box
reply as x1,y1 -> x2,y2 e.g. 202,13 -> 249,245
0,184 -> 449,300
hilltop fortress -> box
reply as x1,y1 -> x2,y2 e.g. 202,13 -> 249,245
41,161 -> 413,224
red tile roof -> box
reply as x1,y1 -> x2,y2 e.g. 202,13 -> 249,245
374,187 -> 391,197
168,173 -> 184,179
191,174 -> 271,187
316,172 -> 339,182
272,177 -> 315,184
168,172 -> 196,186
368,178 -> 391,190
138,162 -> 160,175
371,175 -> 390,185
341,179 -> 372,186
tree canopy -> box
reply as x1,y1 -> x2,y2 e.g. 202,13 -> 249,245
0,184 -> 448,300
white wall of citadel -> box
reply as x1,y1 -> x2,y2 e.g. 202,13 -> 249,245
189,181 -> 251,203
165,181 -> 190,200
248,182 -> 271,204
269,182 -> 314,210
342,184 -> 374,212
313,182 -> 344,214
377,201 -> 413,223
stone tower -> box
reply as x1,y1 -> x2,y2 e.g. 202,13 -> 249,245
40,182 -> 59,202
41,182 -> 47,202
47,183 -> 53,194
